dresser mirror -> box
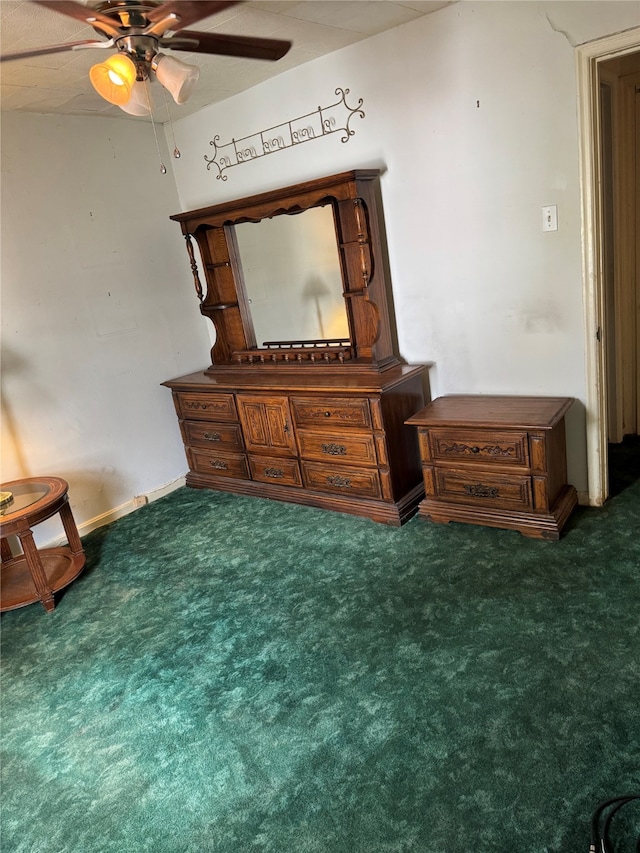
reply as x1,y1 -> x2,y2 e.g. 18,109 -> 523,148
233,205 -> 349,349
170,170 -> 398,372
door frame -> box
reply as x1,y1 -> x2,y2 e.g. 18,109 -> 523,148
576,27 -> 640,506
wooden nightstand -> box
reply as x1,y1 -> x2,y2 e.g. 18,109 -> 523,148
405,396 -> 578,539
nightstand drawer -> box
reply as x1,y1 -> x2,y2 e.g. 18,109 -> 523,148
428,429 -> 529,468
188,448 -> 249,479
433,468 -> 532,510
248,455 -> 302,487
292,397 -> 371,430
175,392 -> 237,422
301,461 -> 381,499
181,421 -> 244,451
297,430 -> 377,465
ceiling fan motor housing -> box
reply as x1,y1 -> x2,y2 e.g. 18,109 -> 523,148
116,34 -> 161,68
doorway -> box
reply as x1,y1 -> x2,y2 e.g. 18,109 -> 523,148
577,29 -> 640,505
600,50 -> 640,496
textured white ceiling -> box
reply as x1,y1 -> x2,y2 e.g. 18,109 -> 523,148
0,0 -> 453,122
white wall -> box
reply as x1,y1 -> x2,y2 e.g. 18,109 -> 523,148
166,1 -> 640,498
1,112 -> 211,540
2,2 -> 636,537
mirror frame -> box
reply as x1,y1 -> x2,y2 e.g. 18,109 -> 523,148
170,169 -> 399,373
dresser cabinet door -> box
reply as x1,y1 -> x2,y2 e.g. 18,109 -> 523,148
237,395 -> 297,456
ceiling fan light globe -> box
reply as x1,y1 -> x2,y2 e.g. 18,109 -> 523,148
119,81 -> 153,116
154,54 -> 200,105
90,53 -> 137,105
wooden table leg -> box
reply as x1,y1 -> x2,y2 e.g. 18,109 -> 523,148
1,537 -> 13,563
17,529 -> 55,613
59,499 -> 83,557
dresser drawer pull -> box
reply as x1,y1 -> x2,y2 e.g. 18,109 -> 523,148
464,483 -> 499,499
324,411 -> 332,417
209,460 -> 228,470
471,446 -> 480,454
203,432 -> 222,442
321,443 -> 347,456
264,467 -> 285,479
185,401 -> 209,410
327,475 -> 352,488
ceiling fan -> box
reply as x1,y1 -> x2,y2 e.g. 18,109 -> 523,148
0,1 -> 292,114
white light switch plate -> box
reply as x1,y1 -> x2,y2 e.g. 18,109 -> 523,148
542,205 -> 558,232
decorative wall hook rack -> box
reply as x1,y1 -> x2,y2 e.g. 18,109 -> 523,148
204,87 -> 365,180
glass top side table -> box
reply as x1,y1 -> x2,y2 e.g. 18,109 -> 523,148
0,476 -> 86,613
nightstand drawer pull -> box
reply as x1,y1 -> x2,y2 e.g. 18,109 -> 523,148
464,483 -> 499,499
264,467 -> 285,479
442,442 -> 516,458
209,460 -> 228,470
203,432 -> 222,442
321,443 -> 347,456
327,475 -> 352,488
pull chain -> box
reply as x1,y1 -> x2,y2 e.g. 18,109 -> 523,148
144,77 -> 166,174
161,85 -> 181,159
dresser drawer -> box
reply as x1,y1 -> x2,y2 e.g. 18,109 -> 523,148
175,392 -> 237,422
181,420 -> 244,451
296,430 -> 377,466
433,468 -> 532,510
292,397 -> 371,430
427,429 -> 529,468
248,455 -> 302,487
188,448 -> 249,479
301,461 -> 381,499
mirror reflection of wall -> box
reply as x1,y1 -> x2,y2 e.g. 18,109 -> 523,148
234,205 -> 349,347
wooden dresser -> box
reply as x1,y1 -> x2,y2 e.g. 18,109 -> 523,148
163,170 -> 428,525
406,395 -> 577,539
164,366 -> 425,525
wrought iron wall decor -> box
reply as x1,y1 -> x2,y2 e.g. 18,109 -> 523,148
204,87 -> 365,180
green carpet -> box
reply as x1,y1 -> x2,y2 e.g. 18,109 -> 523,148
1,448 -> 639,852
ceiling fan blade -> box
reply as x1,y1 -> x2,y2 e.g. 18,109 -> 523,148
162,30 -> 291,61
146,1 -> 240,31
33,0 -> 118,30
0,39 -> 114,63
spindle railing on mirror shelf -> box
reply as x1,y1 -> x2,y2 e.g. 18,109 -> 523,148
231,338 -> 353,365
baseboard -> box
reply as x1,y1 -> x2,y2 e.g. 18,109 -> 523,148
43,476 -> 186,547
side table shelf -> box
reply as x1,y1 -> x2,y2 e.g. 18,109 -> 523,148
0,477 -> 86,613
